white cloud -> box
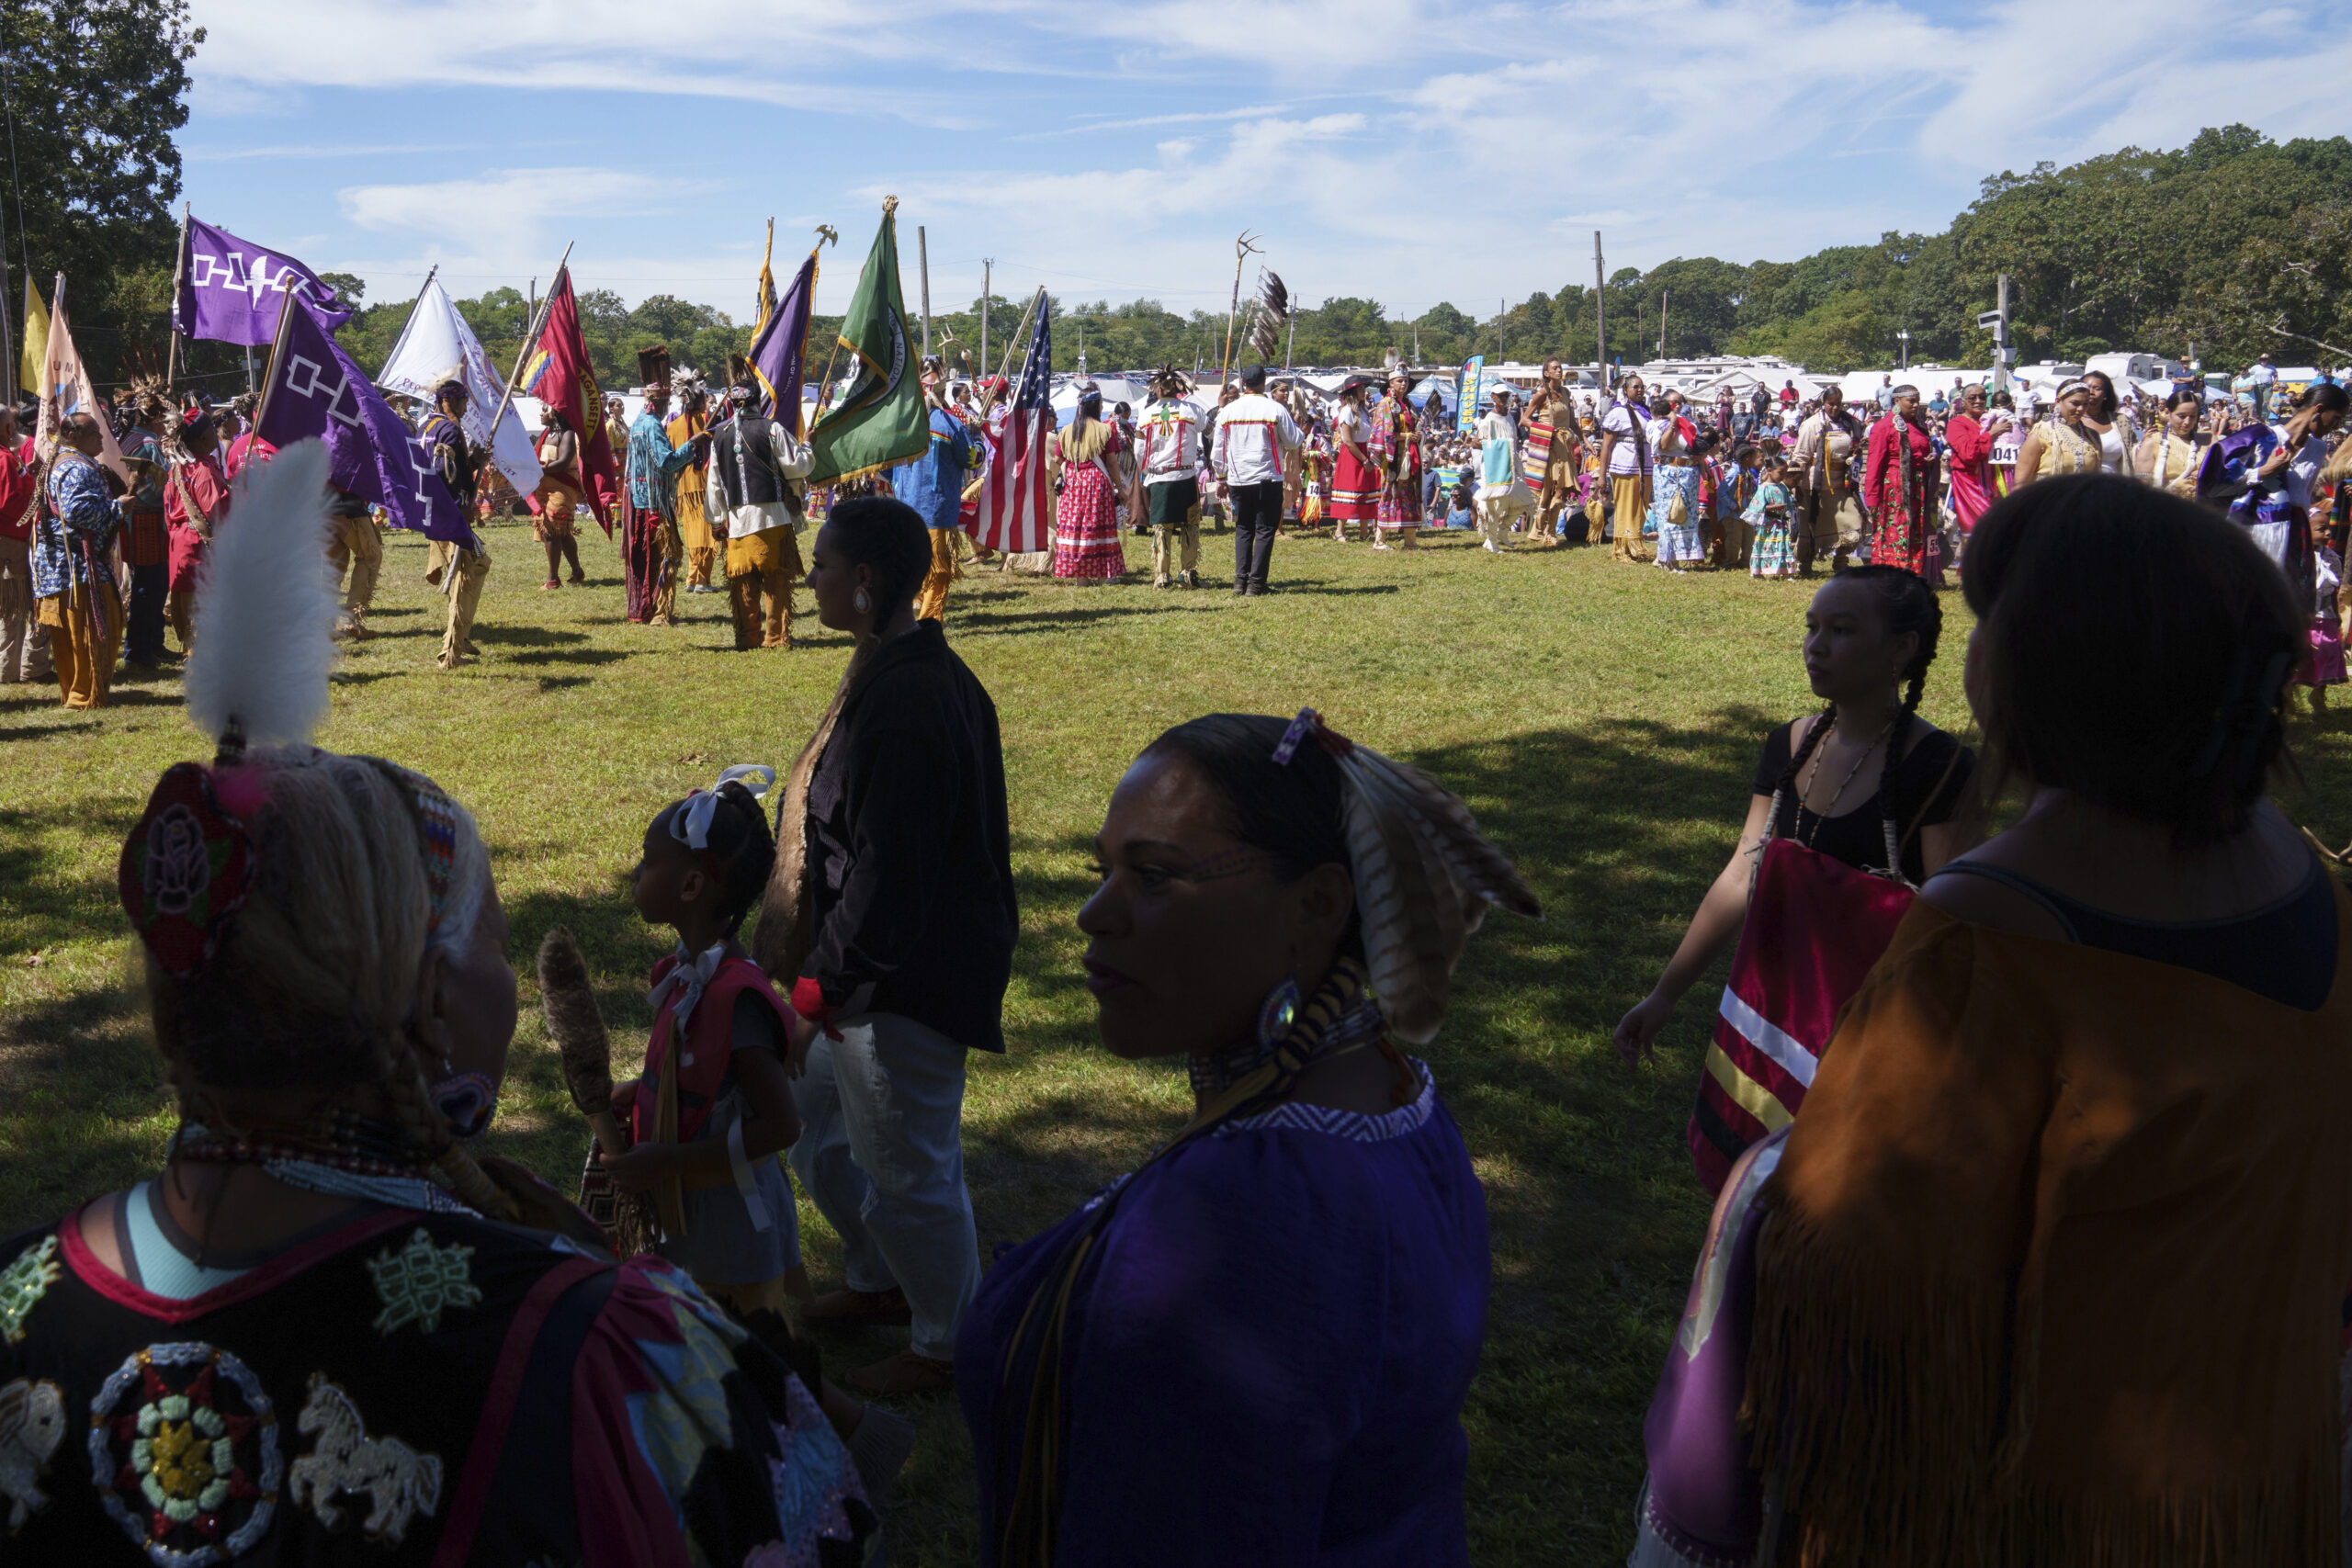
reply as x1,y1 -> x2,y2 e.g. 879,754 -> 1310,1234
182,0 -> 2352,328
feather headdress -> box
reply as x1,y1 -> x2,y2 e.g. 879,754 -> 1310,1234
184,439 -> 339,755
1275,708 -> 1540,1043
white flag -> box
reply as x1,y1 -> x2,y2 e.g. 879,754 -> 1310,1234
376,276 -> 542,496
36,276 -> 130,484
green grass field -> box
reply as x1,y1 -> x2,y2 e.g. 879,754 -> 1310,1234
6,515 -> 2348,1563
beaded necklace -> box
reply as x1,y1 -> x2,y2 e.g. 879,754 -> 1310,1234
1795,718 -> 1894,852
170,1120 -> 475,1215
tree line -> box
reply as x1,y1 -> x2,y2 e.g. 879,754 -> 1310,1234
10,0 -> 2346,390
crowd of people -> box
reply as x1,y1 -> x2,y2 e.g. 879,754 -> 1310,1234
7,326 -> 2352,1564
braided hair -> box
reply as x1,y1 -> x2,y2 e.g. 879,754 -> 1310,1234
823,495 -> 932,626
655,779 -> 777,941
1763,566 -> 1943,880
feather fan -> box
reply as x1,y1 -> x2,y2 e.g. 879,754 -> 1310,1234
1250,269 -> 1289,363
1337,745 -> 1540,1044
184,438 -> 339,752
537,927 -> 626,1155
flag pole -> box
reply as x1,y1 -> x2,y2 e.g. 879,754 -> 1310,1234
487,241 -> 570,445
811,198 -> 898,429
757,217 -> 775,332
164,202 -> 189,393
372,263 -> 442,395
918,225 -> 931,360
978,287 -> 1044,420
249,280 -> 300,437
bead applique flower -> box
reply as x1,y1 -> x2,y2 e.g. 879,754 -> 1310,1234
89,1343 -> 280,1565
0,1236 -> 60,1347
366,1229 -> 481,1337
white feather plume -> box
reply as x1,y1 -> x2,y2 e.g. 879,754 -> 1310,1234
185,438 -> 340,751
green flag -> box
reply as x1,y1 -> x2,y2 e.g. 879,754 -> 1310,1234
807,198 -> 928,486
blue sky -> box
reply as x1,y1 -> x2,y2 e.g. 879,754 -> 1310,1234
179,0 -> 2352,326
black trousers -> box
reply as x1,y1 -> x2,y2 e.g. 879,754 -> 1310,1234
1230,479 -> 1283,592
124,561 -> 168,663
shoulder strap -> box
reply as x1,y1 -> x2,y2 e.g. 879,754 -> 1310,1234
1898,736 -> 1969,858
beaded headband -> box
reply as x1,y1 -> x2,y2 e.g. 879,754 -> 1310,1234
368,759 -> 464,938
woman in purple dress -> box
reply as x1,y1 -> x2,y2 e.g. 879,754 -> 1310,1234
957,707 -> 1539,1566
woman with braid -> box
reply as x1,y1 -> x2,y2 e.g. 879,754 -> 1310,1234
1615,567 -> 1975,1192
1632,476 -> 2352,1568
959,708 -> 1538,1566
0,443 -> 875,1565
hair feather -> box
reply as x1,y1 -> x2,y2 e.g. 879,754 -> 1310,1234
185,439 -> 339,750
1336,744 -> 1541,1044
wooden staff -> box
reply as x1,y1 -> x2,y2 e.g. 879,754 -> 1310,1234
1217,230 -> 1262,384
164,202 -> 189,393
978,287 -> 1046,420
487,240 -> 571,444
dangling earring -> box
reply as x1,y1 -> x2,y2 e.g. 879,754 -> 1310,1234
854,586 -> 872,615
1257,976 -> 1302,1048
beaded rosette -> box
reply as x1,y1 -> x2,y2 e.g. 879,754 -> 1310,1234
116,764 -> 255,980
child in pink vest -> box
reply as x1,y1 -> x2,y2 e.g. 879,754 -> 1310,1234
603,767 -> 812,1313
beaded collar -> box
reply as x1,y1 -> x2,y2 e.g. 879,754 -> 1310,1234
1186,996 -> 1388,1101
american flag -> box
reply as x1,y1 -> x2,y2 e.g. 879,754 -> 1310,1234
974,301 -> 1053,552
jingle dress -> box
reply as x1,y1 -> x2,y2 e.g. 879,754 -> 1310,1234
958,1059 -> 1489,1565
1049,422 -> 1128,581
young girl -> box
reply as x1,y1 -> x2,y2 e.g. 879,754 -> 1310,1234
605,768 -> 813,1313
1747,457 -> 1797,579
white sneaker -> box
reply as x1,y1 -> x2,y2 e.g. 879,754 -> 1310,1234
1484,540 -> 1500,553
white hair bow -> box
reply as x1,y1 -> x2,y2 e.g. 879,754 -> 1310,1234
670,763 -> 777,852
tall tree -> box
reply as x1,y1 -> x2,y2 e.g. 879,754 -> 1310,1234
2,0 -> 203,383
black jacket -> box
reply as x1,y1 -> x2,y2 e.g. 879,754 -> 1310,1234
801,622 -> 1017,1051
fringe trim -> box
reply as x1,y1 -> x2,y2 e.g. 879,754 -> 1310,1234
1745,1199 -> 2343,1567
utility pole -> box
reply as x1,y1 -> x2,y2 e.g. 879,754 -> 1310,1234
1658,288 -> 1669,358
1980,273 -> 2012,396
917,225 -> 932,359
1896,327 -> 1910,369
1593,231 -> 1606,386
1498,296 -> 1506,360
979,258 -> 991,377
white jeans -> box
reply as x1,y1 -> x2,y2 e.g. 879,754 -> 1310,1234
788,1011 -> 979,1359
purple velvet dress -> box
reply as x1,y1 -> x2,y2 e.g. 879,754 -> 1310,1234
956,1060 -> 1490,1566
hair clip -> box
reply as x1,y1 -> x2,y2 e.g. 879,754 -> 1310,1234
1271,707 -> 1354,766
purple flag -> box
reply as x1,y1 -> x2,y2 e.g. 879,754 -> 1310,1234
256,294 -> 475,548
174,215 -> 351,345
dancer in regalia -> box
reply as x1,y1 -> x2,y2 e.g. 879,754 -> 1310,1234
0,441 -> 877,1565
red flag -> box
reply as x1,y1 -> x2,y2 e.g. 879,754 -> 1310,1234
520,269 -> 619,533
